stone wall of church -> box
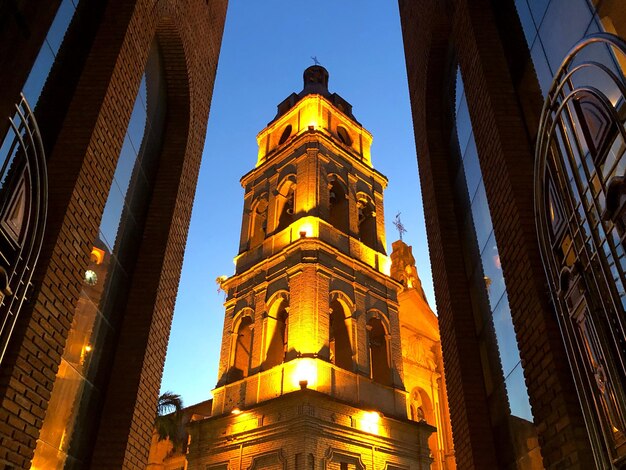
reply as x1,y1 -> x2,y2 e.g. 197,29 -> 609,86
188,390 -> 434,470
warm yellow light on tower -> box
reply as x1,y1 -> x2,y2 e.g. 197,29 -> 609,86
361,411 -> 381,434
293,357 -> 317,389
298,221 -> 313,238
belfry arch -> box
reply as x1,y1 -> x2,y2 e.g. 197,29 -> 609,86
329,292 -> 354,371
263,292 -> 289,370
328,174 -> 349,234
276,175 -> 296,232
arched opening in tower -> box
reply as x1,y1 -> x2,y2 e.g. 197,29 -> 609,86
328,178 -> 349,234
357,196 -> 377,250
367,317 -> 392,386
410,387 -> 438,465
264,302 -> 288,369
276,183 -> 295,232
249,196 -> 268,248
233,316 -> 253,379
329,300 -> 352,370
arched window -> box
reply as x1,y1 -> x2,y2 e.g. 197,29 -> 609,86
410,388 -> 438,464
264,298 -> 288,370
33,39 -> 169,468
276,178 -> 296,232
233,315 -> 253,379
367,317 -> 391,386
328,176 -> 349,233
249,196 -> 268,248
337,125 -> 352,146
357,194 -> 376,249
329,299 -> 352,370
279,124 -> 292,145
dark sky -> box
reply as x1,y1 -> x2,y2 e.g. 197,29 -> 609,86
161,0 -> 433,406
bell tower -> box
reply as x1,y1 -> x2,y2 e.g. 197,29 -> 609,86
188,66 -> 434,470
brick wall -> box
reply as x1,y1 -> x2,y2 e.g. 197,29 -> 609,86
399,0 -> 594,468
0,1 -> 227,468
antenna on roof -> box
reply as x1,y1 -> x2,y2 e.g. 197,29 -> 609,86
311,56 -> 321,66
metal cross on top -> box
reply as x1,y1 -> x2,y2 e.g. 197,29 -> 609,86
393,212 -> 407,241
311,56 -> 321,66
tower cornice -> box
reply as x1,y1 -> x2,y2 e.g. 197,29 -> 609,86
241,130 -> 388,190
255,94 -> 374,168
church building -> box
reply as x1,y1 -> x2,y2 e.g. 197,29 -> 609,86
168,66 -> 455,470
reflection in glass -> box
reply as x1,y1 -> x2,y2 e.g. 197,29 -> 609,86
455,66 -> 542,467
21,0 -> 78,106
33,68 -> 152,467
470,183 -> 493,254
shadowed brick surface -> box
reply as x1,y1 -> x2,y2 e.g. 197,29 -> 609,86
399,0 -> 593,468
0,1 -> 227,468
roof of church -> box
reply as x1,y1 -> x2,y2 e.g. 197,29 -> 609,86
269,65 -> 360,125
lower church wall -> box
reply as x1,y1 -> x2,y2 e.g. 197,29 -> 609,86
188,389 -> 433,470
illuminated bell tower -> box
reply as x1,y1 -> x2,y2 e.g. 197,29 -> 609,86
188,66 -> 433,470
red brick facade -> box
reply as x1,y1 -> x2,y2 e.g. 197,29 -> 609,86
0,1 -> 227,468
399,0 -> 594,468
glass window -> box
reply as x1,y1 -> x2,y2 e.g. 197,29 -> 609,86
530,38 -> 555,96
514,0 -> 538,46
462,135 -> 481,200
33,42 -> 166,467
456,95 -> 472,155
505,363 -> 534,421
492,297 -> 522,377
481,233 -> 506,309
538,0 -> 594,70
455,67 -> 541,467
470,183 -> 493,254
527,0 -> 550,27
21,0 -> 78,106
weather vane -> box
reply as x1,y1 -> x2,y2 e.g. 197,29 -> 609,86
311,56 -> 321,66
393,212 -> 407,241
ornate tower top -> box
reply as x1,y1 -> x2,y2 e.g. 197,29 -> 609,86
302,65 -> 330,96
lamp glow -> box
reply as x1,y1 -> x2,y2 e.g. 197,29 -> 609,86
231,408 -> 242,415
293,357 -> 317,389
298,221 -> 313,238
361,411 -> 381,434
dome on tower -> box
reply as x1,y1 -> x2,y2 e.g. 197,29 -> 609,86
301,65 -> 330,96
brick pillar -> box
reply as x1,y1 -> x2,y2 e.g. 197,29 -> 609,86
398,1 -> 500,468
451,0 -> 594,467
288,265 -> 329,358
89,2 -> 227,468
0,0 -> 227,468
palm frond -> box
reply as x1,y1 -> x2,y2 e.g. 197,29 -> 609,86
155,391 -> 184,448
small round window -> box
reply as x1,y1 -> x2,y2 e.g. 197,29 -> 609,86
279,124 -> 292,145
337,126 -> 352,146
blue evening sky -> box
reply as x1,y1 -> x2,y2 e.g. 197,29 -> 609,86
160,1 -> 434,406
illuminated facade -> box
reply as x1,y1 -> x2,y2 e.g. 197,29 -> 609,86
391,240 -> 456,470
187,66 -> 435,469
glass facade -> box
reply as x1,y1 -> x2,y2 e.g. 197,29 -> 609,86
0,0 -> 79,182
530,2 -> 626,463
31,42 -> 166,469
514,0 -> 624,97
455,71 -> 541,467
21,0 -> 79,108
